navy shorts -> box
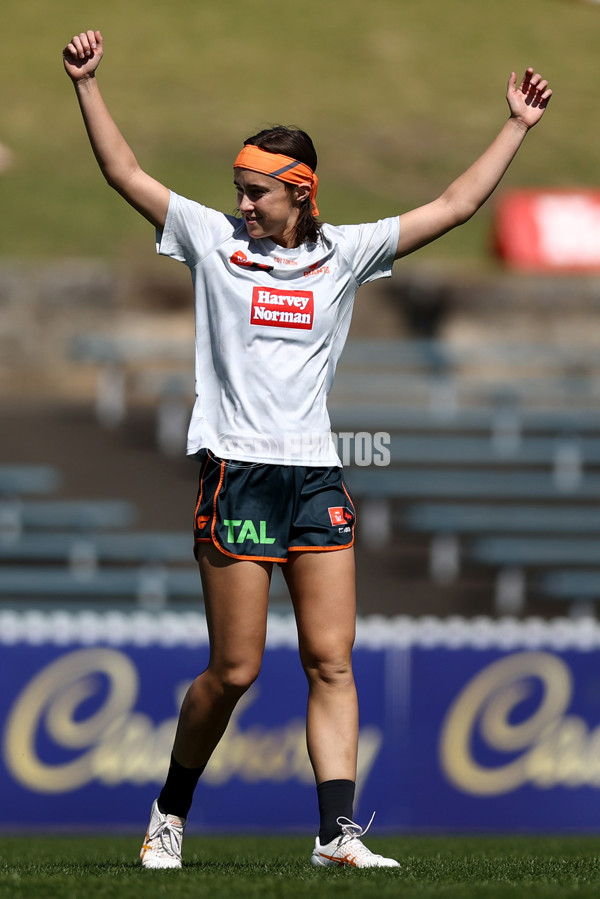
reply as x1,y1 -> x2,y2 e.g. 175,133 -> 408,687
193,452 -> 356,562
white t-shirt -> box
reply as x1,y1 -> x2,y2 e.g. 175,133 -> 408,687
156,191 -> 399,465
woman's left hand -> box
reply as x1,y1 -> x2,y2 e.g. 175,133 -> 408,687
507,68 -> 552,129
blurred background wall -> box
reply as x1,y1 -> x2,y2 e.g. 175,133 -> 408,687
2,0 -> 600,832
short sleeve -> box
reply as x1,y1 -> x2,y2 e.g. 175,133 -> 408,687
156,191 -> 237,267
331,217 -> 400,286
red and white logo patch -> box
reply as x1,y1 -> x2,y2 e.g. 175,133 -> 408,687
328,506 -> 353,526
250,287 -> 314,330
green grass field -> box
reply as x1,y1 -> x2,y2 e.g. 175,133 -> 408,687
1,0 -> 599,264
2,834 -> 600,899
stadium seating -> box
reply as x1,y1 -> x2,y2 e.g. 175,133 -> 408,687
44,336 -> 600,618
0,464 -> 195,608
0,464 -> 63,496
0,464 -> 293,610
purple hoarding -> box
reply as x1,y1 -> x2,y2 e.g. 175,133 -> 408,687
2,611 -> 600,831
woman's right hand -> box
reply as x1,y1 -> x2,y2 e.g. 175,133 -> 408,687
63,30 -> 103,81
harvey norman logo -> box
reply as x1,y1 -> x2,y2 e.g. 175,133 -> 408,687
251,287 -> 314,330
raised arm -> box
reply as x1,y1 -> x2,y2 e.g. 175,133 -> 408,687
63,30 -> 170,230
395,68 -> 552,259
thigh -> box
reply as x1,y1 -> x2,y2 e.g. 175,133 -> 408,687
198,543 -> 272,673
282,547 -> 356,664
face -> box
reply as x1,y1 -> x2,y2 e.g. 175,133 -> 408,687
234,168 -> 308,248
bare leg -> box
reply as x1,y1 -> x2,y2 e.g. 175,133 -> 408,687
283,547 -> 358,783
172,544 -> 272,768
143,546 -> 271,865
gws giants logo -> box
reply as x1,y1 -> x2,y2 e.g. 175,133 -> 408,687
251,287 -> 314,330
304,261 -> 330,278
328,506 -> 354,526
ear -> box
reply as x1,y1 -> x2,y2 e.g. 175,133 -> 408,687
292,182 -> 312,205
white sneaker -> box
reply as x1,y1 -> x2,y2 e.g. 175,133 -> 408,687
140,799 -> 185,869
311,813 -> 400,869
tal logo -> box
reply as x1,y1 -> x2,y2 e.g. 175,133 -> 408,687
223,519 -> 276,544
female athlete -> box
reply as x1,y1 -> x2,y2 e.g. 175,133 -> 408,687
63,29 -> 551,869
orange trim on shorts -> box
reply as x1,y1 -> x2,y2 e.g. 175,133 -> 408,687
209,460 -> 227,547
193,455 -> 211,527
206,459 -> 287,563
195,458 -> 356,563
286,480 -> 357,554
209,542 -> 286,563
341,482 -> 356,518
288,539 -> 355,553
193,455 -> 213,558
286,480 -> 356,553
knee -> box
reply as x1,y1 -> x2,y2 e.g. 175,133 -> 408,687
208,659 -> 261,699
301,650 -> 354,689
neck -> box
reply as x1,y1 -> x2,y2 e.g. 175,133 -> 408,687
272,214 -> 300,248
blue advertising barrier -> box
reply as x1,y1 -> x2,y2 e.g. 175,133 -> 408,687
2,610 -> 600,831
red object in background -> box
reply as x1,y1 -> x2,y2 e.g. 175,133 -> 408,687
494,189 -> 600,271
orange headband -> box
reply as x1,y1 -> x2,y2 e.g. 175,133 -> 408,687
234,145 -> 319,217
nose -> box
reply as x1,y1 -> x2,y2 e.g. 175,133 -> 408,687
238,191 -> 253,213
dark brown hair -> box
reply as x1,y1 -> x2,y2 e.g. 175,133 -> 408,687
243,125 -> 322,245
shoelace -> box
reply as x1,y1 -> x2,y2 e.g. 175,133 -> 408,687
150,815 -> 184,858
336,811 -> 376,841
333,813 -> 384,861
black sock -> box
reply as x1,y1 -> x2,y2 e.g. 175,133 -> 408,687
317,779 -> 356,845
157,753 -> 205,819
